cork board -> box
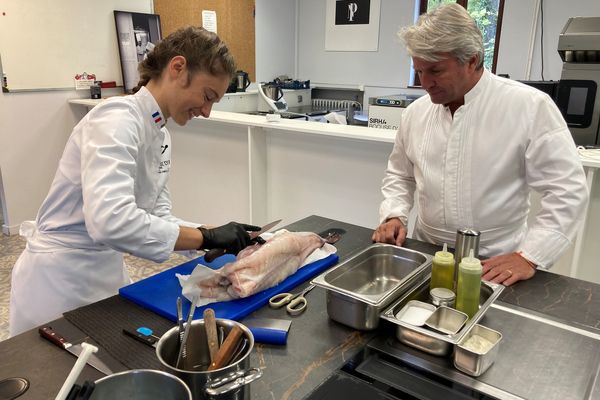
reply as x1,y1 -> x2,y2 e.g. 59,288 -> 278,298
154,0 -> 255,81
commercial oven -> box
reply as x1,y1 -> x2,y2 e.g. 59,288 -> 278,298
556,17 -> 600,146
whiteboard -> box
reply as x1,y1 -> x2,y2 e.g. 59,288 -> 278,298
0,0 -> 153,91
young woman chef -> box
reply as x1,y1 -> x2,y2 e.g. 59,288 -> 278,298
9,27 -> 260,336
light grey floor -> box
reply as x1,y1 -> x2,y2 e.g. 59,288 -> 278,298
0,233 -> 189,341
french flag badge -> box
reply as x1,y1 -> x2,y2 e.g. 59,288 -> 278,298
152,111 -> 164,128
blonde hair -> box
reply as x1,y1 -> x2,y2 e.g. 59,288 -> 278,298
133,26 -> 236,93
398,3 -> 484,69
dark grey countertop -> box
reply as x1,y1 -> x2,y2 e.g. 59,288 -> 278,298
2,215 -> 600,399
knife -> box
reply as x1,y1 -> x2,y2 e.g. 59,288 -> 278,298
38,326 -> 113,376
122,327 -> 160,348
203,219 -> 282,262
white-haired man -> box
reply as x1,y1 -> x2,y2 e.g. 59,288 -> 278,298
372,3 -> 588,286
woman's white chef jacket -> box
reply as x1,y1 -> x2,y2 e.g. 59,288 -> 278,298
10,87 -> 196,336
379,69 -> 589,269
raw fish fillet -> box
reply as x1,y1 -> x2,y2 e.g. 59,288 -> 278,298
223,231 -> 324,298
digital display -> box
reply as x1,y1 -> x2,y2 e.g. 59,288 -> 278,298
567,87 -> 588,116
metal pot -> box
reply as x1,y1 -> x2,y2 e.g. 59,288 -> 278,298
261,84 -> 283,101
156,319 -> 261,400
89,369 -> 192,400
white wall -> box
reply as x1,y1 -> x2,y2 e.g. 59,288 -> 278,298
0,90 -> 88,233
297,0 -> 415,89
255,0 -> 297,83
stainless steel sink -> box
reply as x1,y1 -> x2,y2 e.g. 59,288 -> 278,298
312,243 -> 432,330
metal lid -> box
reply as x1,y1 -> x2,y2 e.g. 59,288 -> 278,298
430,288 -> 456,306
430,287 -> 455,300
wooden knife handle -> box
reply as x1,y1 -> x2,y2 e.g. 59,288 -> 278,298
204,308 -> 219,362
208,325 -> 244,371
39,326 -> 69,348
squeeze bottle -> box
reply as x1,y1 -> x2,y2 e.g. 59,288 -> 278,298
455,249 -> 482,318
430,243 -> 455,291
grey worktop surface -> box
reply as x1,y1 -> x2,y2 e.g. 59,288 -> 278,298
2,215 -> 600,399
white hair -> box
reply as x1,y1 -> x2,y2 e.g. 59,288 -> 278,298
398,3 -> 484,69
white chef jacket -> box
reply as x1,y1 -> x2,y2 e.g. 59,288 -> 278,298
379,69 -> 588,269
10,86 -> 196,336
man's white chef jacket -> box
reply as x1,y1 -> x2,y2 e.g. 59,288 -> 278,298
379,69 -> 589,268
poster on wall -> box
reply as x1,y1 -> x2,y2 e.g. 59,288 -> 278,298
114,10 -> 162,94
325,0 -> 381,51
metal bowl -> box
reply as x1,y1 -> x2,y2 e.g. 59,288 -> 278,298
454,324 -> 502,376
312,243 -> 432,330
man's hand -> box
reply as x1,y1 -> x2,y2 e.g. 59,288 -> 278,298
481,252 -> 536,286
199,221 -> 261,255
372,218 -> 407,246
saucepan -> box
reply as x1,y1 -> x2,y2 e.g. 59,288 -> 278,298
89,369 -> 192,400
156,319 -> 261,400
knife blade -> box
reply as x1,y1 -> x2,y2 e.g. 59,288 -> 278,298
39,326 -> 113,376
203,219 -> 282,262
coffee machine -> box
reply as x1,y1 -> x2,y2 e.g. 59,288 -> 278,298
556,17 -> 600,146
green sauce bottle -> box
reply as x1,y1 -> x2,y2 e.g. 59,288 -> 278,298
455,249 -> 482,319
430,243 -> 455,291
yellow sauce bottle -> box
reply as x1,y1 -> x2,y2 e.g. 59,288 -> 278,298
430,243 -> 455,291
455,249 -> 482,319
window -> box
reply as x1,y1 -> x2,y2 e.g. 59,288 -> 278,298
413,0 -> 505,84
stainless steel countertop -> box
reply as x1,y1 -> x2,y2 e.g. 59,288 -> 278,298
368,302 -> 600,399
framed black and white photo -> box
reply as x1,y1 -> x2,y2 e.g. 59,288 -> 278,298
114,10 -> 162,93
325,0 -> 381,51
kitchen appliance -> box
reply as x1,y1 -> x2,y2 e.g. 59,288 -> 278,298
557,17 -> 600,145
367,94 -> 423,130
236,70 -> 251,92
257,83 -> 288,112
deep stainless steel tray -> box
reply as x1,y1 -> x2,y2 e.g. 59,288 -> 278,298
312,243 -> 432,330
380,279 -> 504,356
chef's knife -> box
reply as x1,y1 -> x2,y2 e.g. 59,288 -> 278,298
38,326 -> 113,376
203,219 -> 282,262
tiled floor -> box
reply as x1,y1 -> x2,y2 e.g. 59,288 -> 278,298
0,233 -> 189,341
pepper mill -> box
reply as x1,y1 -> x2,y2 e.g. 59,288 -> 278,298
454,228 -> 480,287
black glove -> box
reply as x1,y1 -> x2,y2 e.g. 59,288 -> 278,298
199,221 -> 261,255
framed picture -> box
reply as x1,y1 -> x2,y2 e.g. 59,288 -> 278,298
325,0 -> 381,52
114,10 -> 162,93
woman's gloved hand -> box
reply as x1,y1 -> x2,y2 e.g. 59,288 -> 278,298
198,221 -> 261,255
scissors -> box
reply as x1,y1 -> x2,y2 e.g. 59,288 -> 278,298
269,284 -> 315,316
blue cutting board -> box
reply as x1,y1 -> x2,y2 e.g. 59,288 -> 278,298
119,253 -> 339,322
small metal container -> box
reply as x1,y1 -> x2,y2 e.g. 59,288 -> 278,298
312,244 -> 432,330
425,306 -> 468,335
380,279 -> 504,356
454,324 -> 502,377
429,288 -> 455,307
395,300 -> 436,326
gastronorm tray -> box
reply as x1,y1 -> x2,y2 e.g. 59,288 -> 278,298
312,243 -> 432,330
380,279 -> 504,356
